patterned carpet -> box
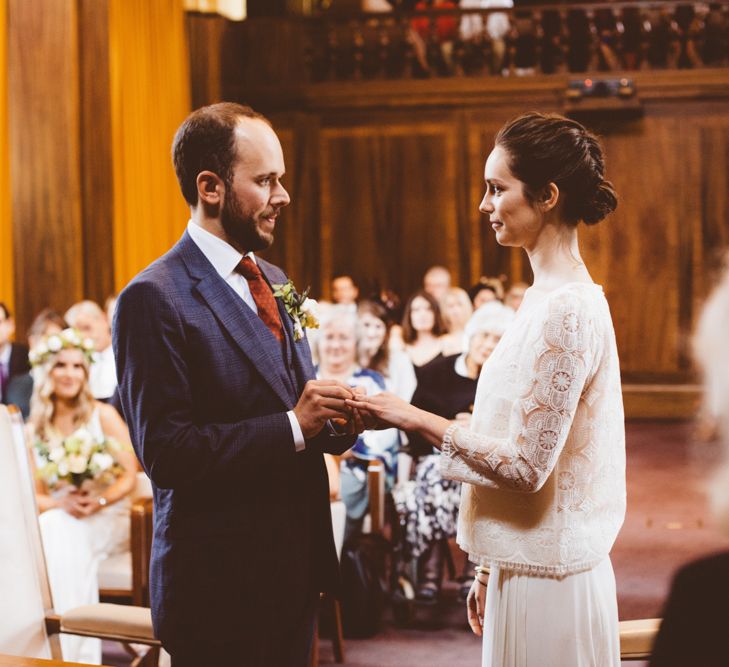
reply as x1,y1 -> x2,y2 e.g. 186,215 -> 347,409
104,420 -> 729,667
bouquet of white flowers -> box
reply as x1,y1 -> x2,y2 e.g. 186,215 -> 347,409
34,427 -> 123,489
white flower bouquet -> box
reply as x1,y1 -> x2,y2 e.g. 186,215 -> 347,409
34,427 -> 123,489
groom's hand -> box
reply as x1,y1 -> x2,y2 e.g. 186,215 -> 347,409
294,380 -> 354,439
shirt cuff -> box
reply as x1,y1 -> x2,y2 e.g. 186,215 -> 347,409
287,410 -> 306,452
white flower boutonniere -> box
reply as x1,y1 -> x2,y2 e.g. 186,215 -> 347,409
272,280 -> 320,341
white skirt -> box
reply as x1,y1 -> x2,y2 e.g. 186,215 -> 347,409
482,557 -> 620,667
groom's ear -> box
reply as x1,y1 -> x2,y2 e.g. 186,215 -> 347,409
196,171 -> 224,207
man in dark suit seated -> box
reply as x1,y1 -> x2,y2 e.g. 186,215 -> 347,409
0,302 -> 30,409
113,103 -> 360,666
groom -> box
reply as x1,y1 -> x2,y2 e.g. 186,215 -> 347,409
113,103 -> 358,666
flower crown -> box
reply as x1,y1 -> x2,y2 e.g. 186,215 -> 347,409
29,328 -> 96,368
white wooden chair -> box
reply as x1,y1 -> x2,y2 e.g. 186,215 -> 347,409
0,404 -> 161,666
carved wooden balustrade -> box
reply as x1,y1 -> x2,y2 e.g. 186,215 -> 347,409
303,1 -> 729,81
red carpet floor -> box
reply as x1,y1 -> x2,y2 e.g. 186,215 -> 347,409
104,420 -> 729,666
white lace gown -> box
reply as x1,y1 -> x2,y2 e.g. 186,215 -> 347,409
440,283 -> 626,667
38,410 -> 130,665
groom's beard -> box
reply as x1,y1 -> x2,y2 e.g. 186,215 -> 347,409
221,190 -> 274,253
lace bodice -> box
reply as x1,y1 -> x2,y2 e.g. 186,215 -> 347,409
441,283 -> 626,576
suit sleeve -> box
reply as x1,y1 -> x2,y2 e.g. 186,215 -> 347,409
113,278 -> 297,490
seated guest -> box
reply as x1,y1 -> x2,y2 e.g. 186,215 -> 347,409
331,274 -> 359,308
439,287 -> 474,356
357,299 -> 417,403
397,303 -> 514,602
650,264 -> 729,667
0,302 -> 31,409
467,276 -> 505,310
316,306 -> 400,541
28,328 -> 137,664
423,265 -> 452,302
401,290 -> 446,370
5,308 -> 67,418
504,280 -> 528,311
64,301 -> 117,403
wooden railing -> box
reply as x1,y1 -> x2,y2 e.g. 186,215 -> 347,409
303,2 -> 729,81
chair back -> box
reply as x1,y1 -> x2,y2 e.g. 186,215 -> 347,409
0,405 -> 60,659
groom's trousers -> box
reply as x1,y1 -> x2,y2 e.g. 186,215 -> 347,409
169,589 -> 319,667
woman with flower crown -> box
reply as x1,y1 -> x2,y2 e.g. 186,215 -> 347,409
28,328 -> 137,665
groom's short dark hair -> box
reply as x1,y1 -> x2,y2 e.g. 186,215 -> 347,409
172,102 -> 271,206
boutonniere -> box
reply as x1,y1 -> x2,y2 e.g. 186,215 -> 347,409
272,280 -> 320,341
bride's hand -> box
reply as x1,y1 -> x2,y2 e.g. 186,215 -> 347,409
467,578 -> 486,637
345,392 -> 421,431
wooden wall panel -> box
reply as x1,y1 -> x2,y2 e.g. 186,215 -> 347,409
79,0 -> 114,304
318,123 -> 460,301
8,0 -> 84,333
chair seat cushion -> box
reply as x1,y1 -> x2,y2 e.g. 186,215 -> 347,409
98,552 -> 132,591
61,603 -> 157,643
619,618 -> 661,658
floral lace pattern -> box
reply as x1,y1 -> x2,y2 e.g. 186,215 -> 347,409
440,284 -> 626,576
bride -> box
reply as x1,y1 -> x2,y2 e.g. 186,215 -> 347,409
28,329 -> 137,664
348,112 -> 626,667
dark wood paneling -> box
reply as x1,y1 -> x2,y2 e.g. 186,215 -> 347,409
8,0 -> 83,335
318,123 -> 461,301
186,13 -> 226,109
79,0 -> 114,304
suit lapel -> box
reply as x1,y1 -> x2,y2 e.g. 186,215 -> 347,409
177,234 -> 296,408
257,263 -> 317,390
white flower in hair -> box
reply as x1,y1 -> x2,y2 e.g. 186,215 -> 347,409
47,336 -> 62,352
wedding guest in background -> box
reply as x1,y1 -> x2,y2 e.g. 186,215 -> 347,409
401,290 -> 445,370
357,299 -> 417,404
28,329 -> 137,664
504,281 -> 529,311
439,287 -> 474,356
0,302 -> 30,409
398,302 -> 513,603
422,265 -> 452,302
104,293 -> 118,327
468,276 -> 505,310
331,274 -> 360,308
650,262 -> 729,667
316,307 -> 399,541
64,301 -> 117,403
5,308 -> 67,418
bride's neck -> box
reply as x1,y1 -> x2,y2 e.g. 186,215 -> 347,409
526,223 -> 592,290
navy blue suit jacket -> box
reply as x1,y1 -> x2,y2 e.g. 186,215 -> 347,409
113,231 -> 354,649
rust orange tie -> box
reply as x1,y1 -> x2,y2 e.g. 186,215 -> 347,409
236,257 -> 284,343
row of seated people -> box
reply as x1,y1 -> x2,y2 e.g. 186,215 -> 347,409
0,266 -> 523,664
3,253 -> 729,665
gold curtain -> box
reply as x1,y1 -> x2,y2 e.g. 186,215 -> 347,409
109,0 -> 191,292
0,0 -> 13,312
183,0 -> 246,21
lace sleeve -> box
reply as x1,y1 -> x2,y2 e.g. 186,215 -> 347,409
440,291 -> 598,493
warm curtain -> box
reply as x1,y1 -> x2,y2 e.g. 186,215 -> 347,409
109,0 -> 191,292
0,0 -> 13,311
183,0 -> 246,21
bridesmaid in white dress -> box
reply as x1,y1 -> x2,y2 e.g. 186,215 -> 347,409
28,333 -> 137,665
347,112 -> 625,667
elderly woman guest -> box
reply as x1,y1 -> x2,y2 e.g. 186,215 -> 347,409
398,302 -> 514,602
28,329 -> 137,664
317,306 -> 400,541
349,112 -> 625,666
439,287 -> 474,356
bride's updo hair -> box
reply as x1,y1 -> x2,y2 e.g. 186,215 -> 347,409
495,112 -> 618,226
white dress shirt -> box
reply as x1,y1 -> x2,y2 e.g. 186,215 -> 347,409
187,221 -> 306,451
90,345 -> 118,400
0,343 -> 10,402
